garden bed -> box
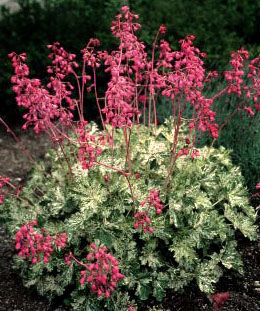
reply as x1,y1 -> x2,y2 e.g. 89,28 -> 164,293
0,128 -> 259,311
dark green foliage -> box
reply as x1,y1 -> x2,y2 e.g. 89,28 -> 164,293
0,120 -> 257,310
131,0 -> 260,67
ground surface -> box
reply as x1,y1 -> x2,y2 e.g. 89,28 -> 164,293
0,128 -> 259,311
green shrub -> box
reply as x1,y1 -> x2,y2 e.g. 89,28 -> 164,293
132,0 -> 260,67
1,120 -> 257,310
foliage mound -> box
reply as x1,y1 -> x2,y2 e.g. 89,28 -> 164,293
1,120 -> 257,310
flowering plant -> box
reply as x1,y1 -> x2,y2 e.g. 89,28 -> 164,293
0,6 -> 259,311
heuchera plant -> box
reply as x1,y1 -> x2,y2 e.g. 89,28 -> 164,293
0,6 -> 259,311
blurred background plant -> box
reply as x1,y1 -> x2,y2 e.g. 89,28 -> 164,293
131,0 -> 260,67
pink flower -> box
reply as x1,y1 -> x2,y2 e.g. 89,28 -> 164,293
211,292 -> 230,311
77,121 -> 106,170
224,49 -> 248,95
243,106 -> 255,116
255,104 -> 260,111
14,222 -> 67,264
159,25 -> 167,34
133,189 -> 164,234
78,244 -> 124,299
138,95 -> 147,104
0,176 -> 10,205
9,51 -> 75,134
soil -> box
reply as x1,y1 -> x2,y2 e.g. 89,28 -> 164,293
0,128 -> 259,311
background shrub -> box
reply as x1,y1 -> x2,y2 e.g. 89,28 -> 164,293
132,0 -> 260,66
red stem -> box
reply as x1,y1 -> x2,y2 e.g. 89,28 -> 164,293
0,118 -> 36,165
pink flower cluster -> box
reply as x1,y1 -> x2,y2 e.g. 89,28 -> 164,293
0,176 -> 10,205
133,189 -> 163,233
178,147 -> 200,160
133,211 -> 153,233
160,35 -> 219,138
157,40 -> 174,69
102,6 -> 145,127
9,51 -> 74,134
211,292 -> 230,311
54,233 -> 68,248
247,55 -> 260,112
79,244 -> 124,298
253,183 -> 260,198
110,5 -> 147,74
47,42 -> 78,78
225,49 -> 259,116
15,221 -> 67,264
81,38 -> 101,68
77,121 -> 105,170
225,49 -> 248,95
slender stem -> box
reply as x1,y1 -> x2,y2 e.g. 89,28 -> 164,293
81,60 -> 86,117
93,68 -> 106,131
48,122 -> 77,145
123,127 -> 132,172
8,192 -> 35,206
72,71 -> 84,120
148,95 -> 151,128
58,141 -> 74,179
93,161 -> 132,176
0,118 -> 35,165
70,252 -> 88,268
164,95 -> 182,188
47,125 -> 74,179
124,174 -> 137,214
211,86 -> 229,101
